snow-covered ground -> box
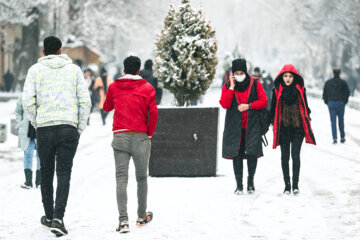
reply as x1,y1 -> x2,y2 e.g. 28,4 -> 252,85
0,86 -> 360,240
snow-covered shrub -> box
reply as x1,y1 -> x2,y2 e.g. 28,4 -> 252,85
154,0 -> 218,106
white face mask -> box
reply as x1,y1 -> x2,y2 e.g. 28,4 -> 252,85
235,74 -> 246,82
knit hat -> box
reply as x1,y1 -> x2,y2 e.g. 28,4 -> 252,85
232,59 -> 247,73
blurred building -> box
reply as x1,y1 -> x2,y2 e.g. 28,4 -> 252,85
0,23 -> 22,89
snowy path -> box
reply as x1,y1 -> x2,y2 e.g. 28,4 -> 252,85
0,87 -> 360,240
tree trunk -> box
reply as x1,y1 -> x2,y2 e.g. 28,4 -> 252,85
14,7 -> 40,91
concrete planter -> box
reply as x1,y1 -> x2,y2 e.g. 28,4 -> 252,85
149,107 -> 219,177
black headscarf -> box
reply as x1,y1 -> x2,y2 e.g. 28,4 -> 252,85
281,79 -> 298,105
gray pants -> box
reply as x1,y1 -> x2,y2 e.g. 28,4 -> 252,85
112,133 -> 151,221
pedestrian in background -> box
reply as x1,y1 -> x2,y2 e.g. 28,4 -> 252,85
93,67 -> 113,125
322,67 -> 350,144
15,94 -> 41,189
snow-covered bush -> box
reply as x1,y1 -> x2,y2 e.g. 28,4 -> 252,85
154,0 -> 218,106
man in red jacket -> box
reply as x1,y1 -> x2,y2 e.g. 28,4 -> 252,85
103,56 -> 158,233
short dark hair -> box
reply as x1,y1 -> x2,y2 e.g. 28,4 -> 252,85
144,59 -> 153,70
43,36 -> 62,55
124,56 -> 141,75
333,67 -> 341,77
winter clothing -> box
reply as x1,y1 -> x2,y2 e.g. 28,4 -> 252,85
103,74 -> 158,138
15,95 -> 41,188
328,101 -> 345,141
24,139 -> 40,170
280,126 -> 304,188
232,59 -> 247,73
23,53 -> 89,222
270,64 -> 315,193
112,133 -> 151,221
3,71 -> 14,92
262,75 -> 274,109
15,96 -> 32,151
140,69 -> 163,105
270,64 -> 316,149
323,77 -> 349,141
35,170 -> 41,188
233,129 -> 258,190
21,169 -> 33,189
22,54 -> 91,133
93,75 -> 113,109
37,125 -> 79,220
322,77 -> 350,104
220,76 -> 268,158
104,72 -> 157,222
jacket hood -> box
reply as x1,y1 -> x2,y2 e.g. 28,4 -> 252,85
114,74 -> 147,90
38,54 -> 73,69
274,64 -> 304,88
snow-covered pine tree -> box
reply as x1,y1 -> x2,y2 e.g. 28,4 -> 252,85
154,0 -> 218,106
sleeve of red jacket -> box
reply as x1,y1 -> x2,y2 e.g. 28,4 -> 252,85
147,89 -> 158,138
250,81 -> 268,110
103,85 -> 114,112
219,83 -> 235,109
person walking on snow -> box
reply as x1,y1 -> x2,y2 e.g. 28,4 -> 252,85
269,64 -> 316,195
15,94 -> 41,189
103,56 -> 158,233
322,67 -> 350,144
220,59 -> 268,195
93,67 -> 113,125
22,36 -> 91,237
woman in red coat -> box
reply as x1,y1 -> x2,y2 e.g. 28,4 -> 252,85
270,64 -> 316,195
220,59 -> 268,195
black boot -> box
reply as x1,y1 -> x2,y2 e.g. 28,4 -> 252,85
21,169 -> 33,189
292,177 -> 300,195
247,177 -> 255,194
234,178 -> 243,195
35,170 -> 41,188
283,177 -> 291,194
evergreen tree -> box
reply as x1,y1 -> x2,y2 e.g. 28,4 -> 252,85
154,0 -> 218,106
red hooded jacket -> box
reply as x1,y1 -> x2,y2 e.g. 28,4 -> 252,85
271,64 -> 316,149
103,74 -> 158,137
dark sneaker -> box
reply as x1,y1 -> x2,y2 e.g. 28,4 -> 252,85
40,216 -> 52,229
333,139 -> 337,144
50,219 -> 68,237
340,138 -> 346,143
136,211 -> 153,227
116,221 -> 130,233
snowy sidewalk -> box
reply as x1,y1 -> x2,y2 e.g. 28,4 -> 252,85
0,88 -> 360,240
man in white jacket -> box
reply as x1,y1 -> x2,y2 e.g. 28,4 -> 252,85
22,36 -> 91,237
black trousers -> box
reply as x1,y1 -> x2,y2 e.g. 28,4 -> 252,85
279,127 -> 304,183
100,109 -> 108,125
37,125 -> 79,220
233,129 -> 258,189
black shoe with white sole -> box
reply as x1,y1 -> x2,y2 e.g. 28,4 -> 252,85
40,216 -> 52,229
50,219 -> 68,237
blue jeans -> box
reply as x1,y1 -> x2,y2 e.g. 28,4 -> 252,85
328,101 -> 345,140
24,139 -> 40,170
